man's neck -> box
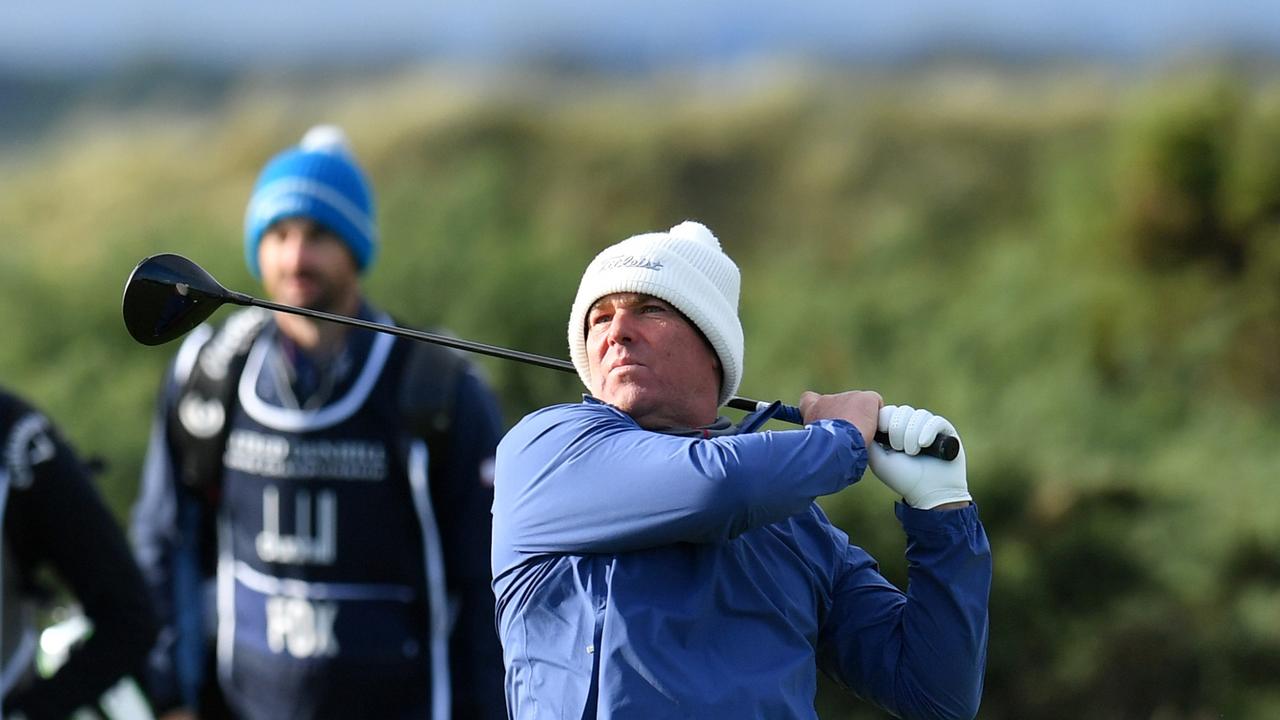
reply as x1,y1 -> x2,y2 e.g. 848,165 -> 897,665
273,294 -> 363,359
630,405 -> 719,432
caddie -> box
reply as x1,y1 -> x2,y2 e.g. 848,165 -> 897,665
131,125 -> 507,720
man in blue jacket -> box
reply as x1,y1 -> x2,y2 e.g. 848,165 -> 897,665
132,126 -> 506,720
492,221 -> 991,719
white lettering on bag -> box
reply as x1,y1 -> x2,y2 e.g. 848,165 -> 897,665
225,429 -> 386,481
265,596 -> 339,658
256,486 -> 337,565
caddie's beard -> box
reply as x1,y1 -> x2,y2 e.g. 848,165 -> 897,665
299,277 -> 345,314
272,269 -> 353,315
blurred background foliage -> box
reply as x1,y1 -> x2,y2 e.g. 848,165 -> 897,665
2,59 -> 1279,718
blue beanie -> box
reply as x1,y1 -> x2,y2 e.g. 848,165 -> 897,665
243,125 -> 377,278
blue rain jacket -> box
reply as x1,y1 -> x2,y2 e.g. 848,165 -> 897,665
492,398 -> 990,720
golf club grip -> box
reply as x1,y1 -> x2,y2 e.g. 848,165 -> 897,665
733,400 -> 960,462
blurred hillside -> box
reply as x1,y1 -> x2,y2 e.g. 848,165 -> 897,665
2,60 -> 1279,718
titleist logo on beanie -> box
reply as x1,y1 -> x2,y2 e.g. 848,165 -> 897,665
598,255 -> 665,272
567,220 -> 744,407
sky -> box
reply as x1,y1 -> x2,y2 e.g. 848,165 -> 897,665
3,0 -> 1278,73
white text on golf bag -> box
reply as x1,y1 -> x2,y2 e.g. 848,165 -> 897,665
265,596 -> 340,658
256,486 -> 337,565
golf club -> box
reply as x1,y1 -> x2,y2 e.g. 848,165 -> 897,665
122,253 -> 960,461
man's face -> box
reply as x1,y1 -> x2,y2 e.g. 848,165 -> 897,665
586,292 -> 721,429
257,217 -> 360,313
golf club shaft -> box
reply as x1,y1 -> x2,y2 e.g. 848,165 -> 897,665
235,294 -> 958,460
236,293 -> 577,373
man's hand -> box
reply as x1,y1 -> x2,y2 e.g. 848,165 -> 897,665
799,390 -> 883,450
868,405 -> 971,510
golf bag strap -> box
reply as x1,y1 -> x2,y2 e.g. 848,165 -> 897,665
168,308 -> 270,501
397,331 -> 467,445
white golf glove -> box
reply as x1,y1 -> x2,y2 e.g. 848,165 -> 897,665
867,405 -> 971,510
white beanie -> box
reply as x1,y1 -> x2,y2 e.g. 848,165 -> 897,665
568,221 -> 744,407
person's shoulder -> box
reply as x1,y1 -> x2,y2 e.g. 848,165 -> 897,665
170,306 -> 270,384
0,391 -> 70,492
504,400 -> 629,442
384,318 -> 475,381
0,386 -> 30,417
509,402 -> 584,431
391,326 -> 473,399
0,388 -> 40,440
519,399 -> 625,426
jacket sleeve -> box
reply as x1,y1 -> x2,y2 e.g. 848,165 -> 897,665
493,403 -> 868,555
430,367 -> 507,720
1,405 -> 158,719
816,503 -> 991,720
128,349 -> 214,715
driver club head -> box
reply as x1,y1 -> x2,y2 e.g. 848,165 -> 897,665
122,253 -> 234,345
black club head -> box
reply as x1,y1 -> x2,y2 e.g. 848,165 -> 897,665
122,254 -> 233,345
